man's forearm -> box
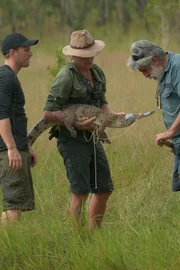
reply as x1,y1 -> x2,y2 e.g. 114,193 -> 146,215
43,110 -> 65,125
156,113 -> 180,143
101,104 -> 112,113
168,113 -> 180,136
101,103 -> 125,115
0,118 -> 17,149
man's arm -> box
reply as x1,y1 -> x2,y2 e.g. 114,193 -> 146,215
0,118 -> 22,170
101,103 -> 125,115
43,110 -> 96,131
155,113 -> 180,144
101,104 -> 112,113
28,144 -> 37,168
43,110 -> 65,125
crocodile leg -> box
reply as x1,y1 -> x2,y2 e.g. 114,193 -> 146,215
97,116 -> 111,144
100,130 -> 111,144
64,113 -> 77,137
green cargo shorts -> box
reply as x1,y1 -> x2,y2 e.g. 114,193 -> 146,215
57,135 -> 114,194
0,151 -> 35,211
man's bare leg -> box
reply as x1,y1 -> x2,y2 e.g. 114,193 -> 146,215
89,192 -> 112,230
1,210 -> 22,227
70,194 -> 89,220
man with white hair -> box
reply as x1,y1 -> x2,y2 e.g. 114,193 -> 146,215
127,40 -> 180,191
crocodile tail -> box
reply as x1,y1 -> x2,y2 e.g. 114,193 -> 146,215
28,118 -> 53,146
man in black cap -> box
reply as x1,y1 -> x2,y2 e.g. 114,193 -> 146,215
0,33 -> 38,226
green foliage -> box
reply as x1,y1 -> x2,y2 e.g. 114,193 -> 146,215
48,48 -> 65,78
0,0 -> 180,43
144,0 -> 180,47
1,36 -> 180,269
1,143 -> 180,270
0,0 -> 27,23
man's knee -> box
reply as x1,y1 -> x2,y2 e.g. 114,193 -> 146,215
92,192 -> 112,202
1,210 -> 21,226
72,193 -> 89,203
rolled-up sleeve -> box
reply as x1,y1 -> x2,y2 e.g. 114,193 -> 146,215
44,66 -> 73,111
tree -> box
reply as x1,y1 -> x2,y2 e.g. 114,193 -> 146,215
145,0 -> 180,48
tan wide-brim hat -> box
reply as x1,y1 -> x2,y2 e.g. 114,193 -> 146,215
62,30 -> 105,58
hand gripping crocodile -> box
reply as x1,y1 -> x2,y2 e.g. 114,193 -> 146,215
28,104 -> 155,146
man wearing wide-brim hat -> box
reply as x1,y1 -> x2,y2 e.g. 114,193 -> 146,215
43,30 -> 125,230
62,29 -> 105,58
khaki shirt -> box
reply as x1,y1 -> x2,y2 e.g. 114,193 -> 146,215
44,61 -> 108,111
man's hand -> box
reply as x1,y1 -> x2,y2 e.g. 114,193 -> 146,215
115,112 -> 126,116
155,130 -> 174,146
155,132 -> 174,153
8,148 -> 22,170
74,116 -> 96,131
28,145 -> 37,168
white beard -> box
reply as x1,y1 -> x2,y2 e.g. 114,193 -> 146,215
149,66 -> 164,82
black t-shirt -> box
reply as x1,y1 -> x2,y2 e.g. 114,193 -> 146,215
0,65 -> 28,151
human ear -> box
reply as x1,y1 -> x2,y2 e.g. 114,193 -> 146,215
9,49 -> 16,56
151,56 -> 160,66
152,56 -> 159,62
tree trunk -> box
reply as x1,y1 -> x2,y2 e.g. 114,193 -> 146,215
118,0 -> 131,31
101,0 -> 109,25
11,0 -> 16,32
66,0 -> 73,35
59,0 -> 65,32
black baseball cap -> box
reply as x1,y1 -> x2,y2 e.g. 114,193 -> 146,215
1,33 -> 39,55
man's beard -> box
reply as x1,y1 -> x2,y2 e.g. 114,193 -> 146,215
150,66 -> 164,82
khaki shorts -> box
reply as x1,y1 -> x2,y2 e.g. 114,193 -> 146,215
0,151 -> 35,211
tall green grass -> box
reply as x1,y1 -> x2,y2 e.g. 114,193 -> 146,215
0,39 -> 180,270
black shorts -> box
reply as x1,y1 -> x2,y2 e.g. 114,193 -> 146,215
57,136 -> 114,194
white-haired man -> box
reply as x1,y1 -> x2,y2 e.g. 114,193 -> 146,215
127,40 -> 180,192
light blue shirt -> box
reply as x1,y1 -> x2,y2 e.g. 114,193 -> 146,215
158,51 -> 180,143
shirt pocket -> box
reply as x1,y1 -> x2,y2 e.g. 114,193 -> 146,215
162,83 -> 174,98
71,81 -> 87,98
161,83 -> 178,112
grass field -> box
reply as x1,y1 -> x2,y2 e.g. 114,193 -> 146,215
0,37 -> 180,270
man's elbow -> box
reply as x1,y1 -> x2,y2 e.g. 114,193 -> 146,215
43,111 -> 52,121
43,110 -> 64,125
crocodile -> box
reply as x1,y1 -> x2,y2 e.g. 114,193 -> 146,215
159,140 -> 174,150
27,104 -> 155,146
